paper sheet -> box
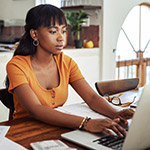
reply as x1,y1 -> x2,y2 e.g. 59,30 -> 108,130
0,137 -> 28,150
0,126 -> 10,142
55,88 -> 143,128
56,88 -> 143,119
55,102 -> 107,119
0,126 -> 27,150
111,87 -> 143,107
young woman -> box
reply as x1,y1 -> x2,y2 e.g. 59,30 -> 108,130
6,4 -> 134,137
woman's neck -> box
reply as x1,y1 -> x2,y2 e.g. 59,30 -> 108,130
31,52 -> 55,68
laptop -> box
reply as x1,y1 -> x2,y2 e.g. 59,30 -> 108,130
61,84 -> 150,150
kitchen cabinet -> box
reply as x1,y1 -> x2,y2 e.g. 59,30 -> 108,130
0,51 -> 13,122
0,52 -> 13,88
63,47 -> 100,105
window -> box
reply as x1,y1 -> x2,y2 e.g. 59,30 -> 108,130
35,0 -> 61,8
116,4 -> 150,61
116,3 -> 150,85
45,0 -> 61,7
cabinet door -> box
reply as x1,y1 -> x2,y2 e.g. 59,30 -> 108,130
0,52 -> 13,88
0,52 -> 13,122
63,48 -> 100,105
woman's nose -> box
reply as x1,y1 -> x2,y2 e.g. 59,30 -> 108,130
57,32 -> 64,42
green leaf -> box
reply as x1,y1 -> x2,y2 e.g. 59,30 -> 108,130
66,10 -> 89,40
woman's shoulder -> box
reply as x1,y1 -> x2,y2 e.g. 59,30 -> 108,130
8,55 -> 30,63
55,52 -> 73,63
55,52 -> 78,71
7,55 -> 31,68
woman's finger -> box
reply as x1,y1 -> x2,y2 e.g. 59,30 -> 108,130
113,118 -> 120,123
114,117 -> 128,128
116,123 -> 126,136
108,121 -> 127,137
103,128 -> 114,136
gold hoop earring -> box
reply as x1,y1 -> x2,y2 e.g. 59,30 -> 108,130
33,40 -> 39,46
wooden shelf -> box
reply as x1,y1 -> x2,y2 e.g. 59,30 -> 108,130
61,5 -> 101,10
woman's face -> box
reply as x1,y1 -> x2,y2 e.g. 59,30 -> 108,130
34,22 -> 67,55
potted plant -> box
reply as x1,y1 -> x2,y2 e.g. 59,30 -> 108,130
66,10 -> 89,48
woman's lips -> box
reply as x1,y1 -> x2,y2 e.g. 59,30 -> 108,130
56,45 -> 64,50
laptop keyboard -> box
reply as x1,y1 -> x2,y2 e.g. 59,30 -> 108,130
93,135 -> 125,150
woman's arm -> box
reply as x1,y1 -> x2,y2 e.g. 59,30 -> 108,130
14,84 -> 83,129
14,83 -> 126,137
70,79 -> 134,119
70,79 -> 117,118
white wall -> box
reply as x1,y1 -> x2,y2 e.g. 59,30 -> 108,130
0,0 -> 35,23
101,0 -> 150,81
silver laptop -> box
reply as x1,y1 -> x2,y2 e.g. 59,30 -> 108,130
61,84 -> 150,150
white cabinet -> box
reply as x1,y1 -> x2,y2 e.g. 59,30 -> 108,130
63,48 -> 100,88
63,48 -> 100,105
0,52 -> 13,88
0,52 -> 13,122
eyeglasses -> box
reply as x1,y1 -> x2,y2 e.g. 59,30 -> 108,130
104,93 -> 136,107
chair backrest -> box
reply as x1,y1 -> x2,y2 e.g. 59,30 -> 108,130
95,78 -> 139,96
0,88 -> 14,120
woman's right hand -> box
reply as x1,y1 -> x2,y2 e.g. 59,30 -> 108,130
83,118 -> 127,137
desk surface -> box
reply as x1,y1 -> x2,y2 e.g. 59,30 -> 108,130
0,117 -> 85,150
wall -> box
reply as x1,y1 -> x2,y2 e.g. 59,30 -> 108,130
63,8 -> 102,47
101,0 -> 150,81
0,0 -> 35,24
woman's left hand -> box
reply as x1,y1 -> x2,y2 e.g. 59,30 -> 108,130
116,108 -> 134,120
114,109 -> 134,128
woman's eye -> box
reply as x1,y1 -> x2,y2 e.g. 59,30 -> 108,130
62,30 -> 67,34
49,31 -> 56,34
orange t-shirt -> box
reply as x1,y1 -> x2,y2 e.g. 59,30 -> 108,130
6,52 -> 84,119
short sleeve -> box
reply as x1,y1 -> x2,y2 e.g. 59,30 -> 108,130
6,62 -> 28,93
69,58 -> 84,83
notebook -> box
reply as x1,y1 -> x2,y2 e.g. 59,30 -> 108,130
61,84 -> 150,150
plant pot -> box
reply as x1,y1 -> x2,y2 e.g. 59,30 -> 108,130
74,40 -> 83,48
